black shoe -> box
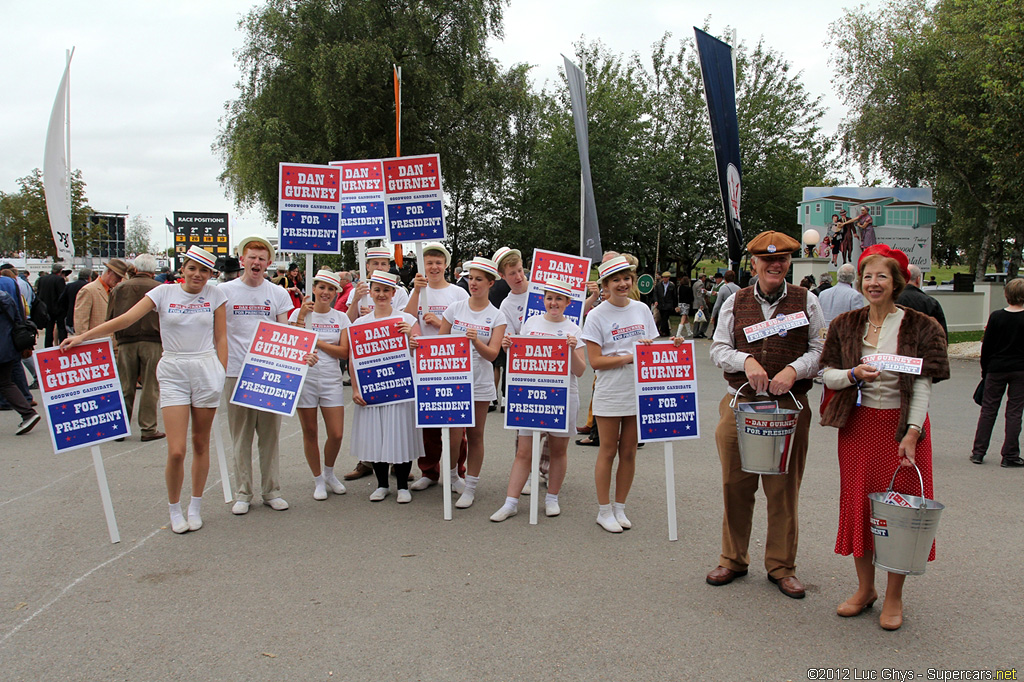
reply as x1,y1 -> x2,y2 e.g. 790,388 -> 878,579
575,436 -> 599,447
1001,456 -> 1024,468
969,453 -> 984,464
343,379 -> 351,386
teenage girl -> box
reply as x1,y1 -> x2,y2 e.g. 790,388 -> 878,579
289,269 -> 350,500
62,246 -> 227,533
491,278 -> 586,521
439,257 -> 507,509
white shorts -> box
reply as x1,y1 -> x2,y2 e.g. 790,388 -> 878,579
592,365 -> 637,417
157,351 -> 226,409
518,394 -> 579,438
298,369 -> 346,409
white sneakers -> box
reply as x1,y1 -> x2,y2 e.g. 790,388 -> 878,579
187,512 -> 203,531
597,512 -> 624,533
370,487 -> 390,501
455,491 -> 475,509
521,475 -> 533,496
313,480 -> 328,501
396,489 -> 412,504
451,472 -> 466,495
170,517 -> 189,534
264,497 -> 289,511
231,500 -> 250,515
612,504 -> 632,529
409,476 -> 436,491
489,505 -> 518,522
324,475 -> 347,495
16,413 -> 41,435
545,499 -> 560,517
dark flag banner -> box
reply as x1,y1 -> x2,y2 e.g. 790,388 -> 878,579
694,28 -> 743,267
562,56 -> 602,264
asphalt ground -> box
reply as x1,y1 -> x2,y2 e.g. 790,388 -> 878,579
1,343 -> 1021,681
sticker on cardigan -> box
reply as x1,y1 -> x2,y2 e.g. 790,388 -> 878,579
860,354 -> 923,375
742,311 -> 808,343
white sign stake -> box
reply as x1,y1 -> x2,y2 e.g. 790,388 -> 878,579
211,413 -> 232,503
91,446 -> 120,544
665,442 -> 678,541
530,431 -> 541,525
441,427 -> 452,520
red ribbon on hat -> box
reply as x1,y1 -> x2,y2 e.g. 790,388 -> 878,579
858,244 -> 910,282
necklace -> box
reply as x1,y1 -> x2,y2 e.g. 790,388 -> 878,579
868,308 -> 894,333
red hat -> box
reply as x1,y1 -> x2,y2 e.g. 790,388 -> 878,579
858,244 -> 910,282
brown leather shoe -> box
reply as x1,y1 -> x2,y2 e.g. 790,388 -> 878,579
141,431 -> 166,442
837,591 -> 877,617
879,600 -> 903,630
343,462 -> 373,481
768,574 -> 806,599
706,566 -> 748,586
576,425 -> 591,434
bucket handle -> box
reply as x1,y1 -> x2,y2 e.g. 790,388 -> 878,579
729,382 -> 804,411
885,462 -> 926,510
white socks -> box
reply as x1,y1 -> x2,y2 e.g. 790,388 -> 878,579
502,496 -> 519,512
324,465 -> 335,480
545,493 -> 558,506
596,503 -> 623,533
612,502 -> 632,529
169,502 -> 188,534
464,475 -> 479,496
313,474 -> 327,500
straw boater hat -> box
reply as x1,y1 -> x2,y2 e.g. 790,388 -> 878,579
236,235 -> 275,261
103,258 -> 129,278
597,255 -> 636,282
746,231 -> 801,256
422,241 -> 451,266
369,270 -> 400,288
492,246 -> 522,269
465,257 -> 499,278
541,278 -> 573,297
365,246 -> 393,261
182,245 -> 217,271
312,269 -> 341,289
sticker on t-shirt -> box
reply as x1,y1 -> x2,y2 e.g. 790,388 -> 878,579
860,353 -> 923,375
742,311 -> 808,343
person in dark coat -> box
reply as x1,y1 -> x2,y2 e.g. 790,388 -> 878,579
0,289 -> 40,434
35,264 -> 69,347
654,271 -> 677,337
896,265 -> 947,337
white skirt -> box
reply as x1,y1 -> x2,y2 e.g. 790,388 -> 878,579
592,365 -> 637,417
473,357 -> 497,403
350,400 -> 425,464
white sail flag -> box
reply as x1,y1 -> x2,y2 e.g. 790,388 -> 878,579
44,52 -> 75,261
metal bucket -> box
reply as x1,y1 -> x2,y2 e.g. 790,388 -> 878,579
868,464 -> 944,576
731,383 -> 802,475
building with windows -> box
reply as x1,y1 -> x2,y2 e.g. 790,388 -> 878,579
796,194 -> 936,231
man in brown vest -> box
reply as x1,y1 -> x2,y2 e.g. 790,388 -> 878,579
707,231 -> 825,599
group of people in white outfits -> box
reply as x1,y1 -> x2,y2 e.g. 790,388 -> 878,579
62,238 -> 682,535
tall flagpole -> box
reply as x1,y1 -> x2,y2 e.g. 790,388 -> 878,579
66,48 -> 72,248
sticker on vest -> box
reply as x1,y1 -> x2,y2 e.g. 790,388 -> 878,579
860,353 -> 923,375
742,311 -> 808,343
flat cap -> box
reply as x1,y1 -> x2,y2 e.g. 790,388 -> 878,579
747,231 -> 800,256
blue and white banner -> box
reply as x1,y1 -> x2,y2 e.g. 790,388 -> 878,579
279,162 -> 342,253
349,317 -> 415,406
330,159 -> 388,241
524,249 -> 591,326
382,154 -> 445,244
230,321 -> 316,416
414,335 -> 475,428
34,340 -> 130,453
504,336 -> 571,433
633,341 -> 700,442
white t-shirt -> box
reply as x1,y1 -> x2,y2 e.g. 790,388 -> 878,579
410,283 -> 468,337
348,285 -> 410,317
581,299 -> 658,357
288,307 -> 350,381
442,299 -> 507,387
145,282 -> 227,354
499,290 -> 530,335
520,314 -> 583,398
222,278 -> 294,377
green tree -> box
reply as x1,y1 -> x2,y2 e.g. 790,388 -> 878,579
0,168 -> 98,260
830,0 -> 1024,277
125,214 -> 156,256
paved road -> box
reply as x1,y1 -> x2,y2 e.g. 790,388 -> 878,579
1,343 -> 1020,681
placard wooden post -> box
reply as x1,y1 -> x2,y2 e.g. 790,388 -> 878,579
212,413 -> 232,503
91,446 -> 120,544
665,442 -> 678,542
530,431 -> 541,525
441,427 -> 452,520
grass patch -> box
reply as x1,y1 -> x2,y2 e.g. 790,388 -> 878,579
948,330 -> 983,343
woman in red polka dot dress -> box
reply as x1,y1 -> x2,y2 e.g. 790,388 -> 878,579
819,245 -> 949,631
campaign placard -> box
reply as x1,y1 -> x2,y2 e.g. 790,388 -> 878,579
330,159 -> 387,241
524,249 -> 592,326
504,336 -> 571,433
34,340 -> 130,453
413,335 -> 474,428
382,154 -> 445,243
230,321 -> 316,416
742,311 -> 809,343
279,162 -> 342,253
349,317 -> 415,406
633,341 -> 700,442
861,353 -> 923,375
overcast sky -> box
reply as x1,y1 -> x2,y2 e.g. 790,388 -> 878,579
0,0 -> 863,252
